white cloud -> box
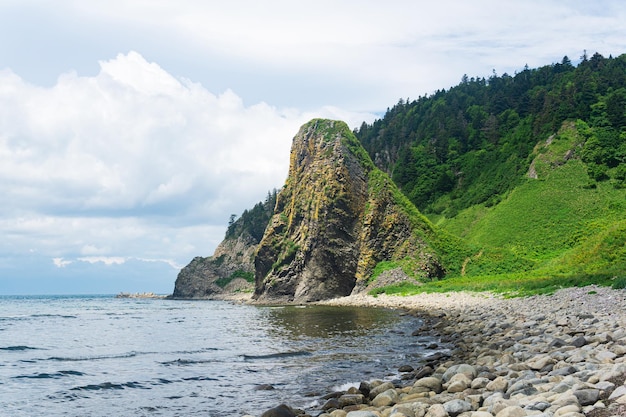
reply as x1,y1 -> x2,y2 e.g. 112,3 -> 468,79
56,255 -> 182,270
52,258 -> 72,268
35,1 -> 625,107
76,256 -> 127,266
0,52 -> 375,274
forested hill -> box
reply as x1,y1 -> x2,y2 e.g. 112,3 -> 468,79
174,52 -> 625,298
355,52 -> 626,217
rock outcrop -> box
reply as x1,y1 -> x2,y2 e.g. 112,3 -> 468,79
171,192 -> 276,298
253,119 -> 444,303
171,233 -> 257,298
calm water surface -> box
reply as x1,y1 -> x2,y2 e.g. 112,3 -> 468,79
0,295 -> 443,416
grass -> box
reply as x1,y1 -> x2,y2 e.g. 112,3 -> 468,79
375,122 -> 626,297
215,270 -> 254,288
369,257 -> 439,284
370,271 -> 619,298
438,158 -> 625,262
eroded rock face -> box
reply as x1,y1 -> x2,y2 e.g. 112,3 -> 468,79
171,232 -> 257,299
171,192 -> 276,299
253,119 -> 444,303
171,256 -> 222,299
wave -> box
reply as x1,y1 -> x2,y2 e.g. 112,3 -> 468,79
0,314 -> 76,323
69,376 -> 216,392
242,350 -> 312,360
71,381 -> 149,391
171,347 -> 219,355
46,351 -> 148,362
30,314 -> 77,319
1,345 -> 41,351
14,370 -> 86,379
160,358 -> 219,366
47,348 -> 219,365
182,376 -> 218,381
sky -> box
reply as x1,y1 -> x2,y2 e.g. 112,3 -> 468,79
1,1 -> 625,295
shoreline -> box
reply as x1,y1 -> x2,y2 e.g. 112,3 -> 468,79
241,286 -> 626,417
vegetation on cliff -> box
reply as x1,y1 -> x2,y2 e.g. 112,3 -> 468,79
253,119 -> 446,302
356,53 -> 626,213
356,52 -> 626,296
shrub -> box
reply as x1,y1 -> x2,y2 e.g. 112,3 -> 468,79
612,276 -> 626,289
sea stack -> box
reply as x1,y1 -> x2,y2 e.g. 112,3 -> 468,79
253,119 -> 444,303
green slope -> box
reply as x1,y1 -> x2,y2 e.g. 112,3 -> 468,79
371,121 -> 626,296
446,160 -> 625,262
355,53 -> 626,295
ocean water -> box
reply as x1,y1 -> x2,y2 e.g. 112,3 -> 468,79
0,295 -> 443,416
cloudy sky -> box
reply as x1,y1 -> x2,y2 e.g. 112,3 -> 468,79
1,1 -> 625,295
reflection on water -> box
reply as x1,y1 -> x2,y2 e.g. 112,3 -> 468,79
262,305 -> 400,339
252,304 -> 435,409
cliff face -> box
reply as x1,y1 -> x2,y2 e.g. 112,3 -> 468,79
171,192 -> 277,298
171,232 -> 257,298
253,119 -> 444,303
171,256 -> 222,299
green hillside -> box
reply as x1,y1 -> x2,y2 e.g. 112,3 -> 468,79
356,52 -> 626,295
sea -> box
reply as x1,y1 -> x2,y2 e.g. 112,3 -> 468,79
0,295 -> 446,417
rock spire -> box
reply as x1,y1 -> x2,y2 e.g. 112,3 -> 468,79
253,119 -> 444,303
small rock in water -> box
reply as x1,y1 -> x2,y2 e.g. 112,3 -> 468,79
413,365 -> 434,379
322,391 -> 344,400
358,381 -> 371,398
398,365 -> 414,373
322,398 -> 340,411
255,384 -> 276,390
260,404 -> 297,417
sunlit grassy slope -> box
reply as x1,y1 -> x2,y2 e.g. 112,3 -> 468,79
372,126 -> 626,297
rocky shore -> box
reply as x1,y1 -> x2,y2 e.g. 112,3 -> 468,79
251,286 -> 626,417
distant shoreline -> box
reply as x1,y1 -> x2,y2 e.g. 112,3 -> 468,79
115,292 -> 168,299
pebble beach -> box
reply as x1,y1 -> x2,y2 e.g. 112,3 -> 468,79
249,285 -> 626,417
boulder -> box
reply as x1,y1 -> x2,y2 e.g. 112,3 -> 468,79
573,389 -> 600,406
372,389 -> 399,407
445,374 -> 472,393
339,394 -> 365,408
369,382 -> 396,399
486,377 -> 508,392
413,377 -> 443,393
346,411 -> 379,417
527,355 -> 556,370
609,385 -> 626,400
443,399 -> 472,417
442,364 -> 477,383
425,404 -> 449,417
494,406 -> 526,417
